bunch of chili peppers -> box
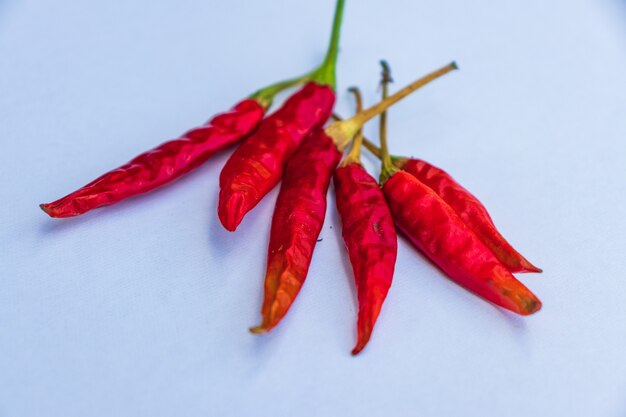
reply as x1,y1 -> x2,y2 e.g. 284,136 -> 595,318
41,0 -> 542,355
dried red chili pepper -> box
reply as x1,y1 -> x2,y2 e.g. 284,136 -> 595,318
39,1 -> 343,219
40,100 -> 266,218
334,88 -> 397,355
218,82 -> 336,231
377,62 -> 541,315
361,144 -> 542,273
384,172 -> 541,314
218,0 -> 346,231
249,128 -> 343,334
250,63 -> 458,336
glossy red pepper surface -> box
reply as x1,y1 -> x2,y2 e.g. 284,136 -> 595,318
251,129 -> 342,333
41,99 -> 264,218
399,158 -> 541,273
383,171 -> 541,315
335,163 -> 398,354
218,82 -> 335,231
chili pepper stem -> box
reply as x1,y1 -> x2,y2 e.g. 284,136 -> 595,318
332,113 -> 409,167
340,87 -> 365,165
379,60 -> 398,184
325,61 -> 458,151
361,137 -> 381,158
249,75 -> 314,109
308,0 -> 345,89
249,0 -> 345,107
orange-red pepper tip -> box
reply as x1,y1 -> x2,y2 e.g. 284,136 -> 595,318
351,330 -> 373,356
517,297 -> 542,316
39,203 -> 56,217
351,338 -> 370,356
218,192 -> 246,232
516,262 -> 543,274
249,325 -> 269,335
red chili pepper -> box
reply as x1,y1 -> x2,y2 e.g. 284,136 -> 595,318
335,162 -> 397,355
357,145 -> 542,274
250,63 -> 458,338
40,100 -> 265,218
39,0 -> 345,219
334,88 -> 397,355
376,62 -> 541,315
250,128 -> 343,334
383,172 -> 541,314
399,158 -> 540,273
218,82 -> 336,231
218,0 -> 346,231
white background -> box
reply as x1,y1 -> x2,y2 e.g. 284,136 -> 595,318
2,0 -> 626,416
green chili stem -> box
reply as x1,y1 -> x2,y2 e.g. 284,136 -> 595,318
379,61 -> 397,183
308,0 -> 345,89
250,76 -> 313,109
341,87 -> 364,161
325,61 -> 458,151
249,0 -> 345,107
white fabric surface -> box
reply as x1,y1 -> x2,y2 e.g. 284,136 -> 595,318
2,0 -> 626,416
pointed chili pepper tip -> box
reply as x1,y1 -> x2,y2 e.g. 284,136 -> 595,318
520,262 -> 543,274
519,298 -> 542,315
39,203 -> 56,217
351,337 -> 371,356
351,323 -> 373,356
249,325 -> 268,335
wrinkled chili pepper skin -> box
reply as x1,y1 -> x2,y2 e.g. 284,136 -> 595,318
383,171 -> 541,315
399,159 -> 541,273
218,82 -> 335,231
252,129 -> 342,333
40,99 -> 264,218
334,163 -> 397,355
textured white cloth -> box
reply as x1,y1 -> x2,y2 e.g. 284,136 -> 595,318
2,0 -> 626,416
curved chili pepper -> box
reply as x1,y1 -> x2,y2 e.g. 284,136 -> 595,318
40,100 -> 265,218
399,158 -> 541,273
218,83 -> 336,231
376,61 -> 541,315
218,0 -> 345,231
40,0 -> 346,219
383,171 -> 541,315
334,163 -> 398,355
359,137 -> 541,273
334,162 -> 397,355
249,63 -> 458,337
250,128 -> 342,334
333,87 -> 397,355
